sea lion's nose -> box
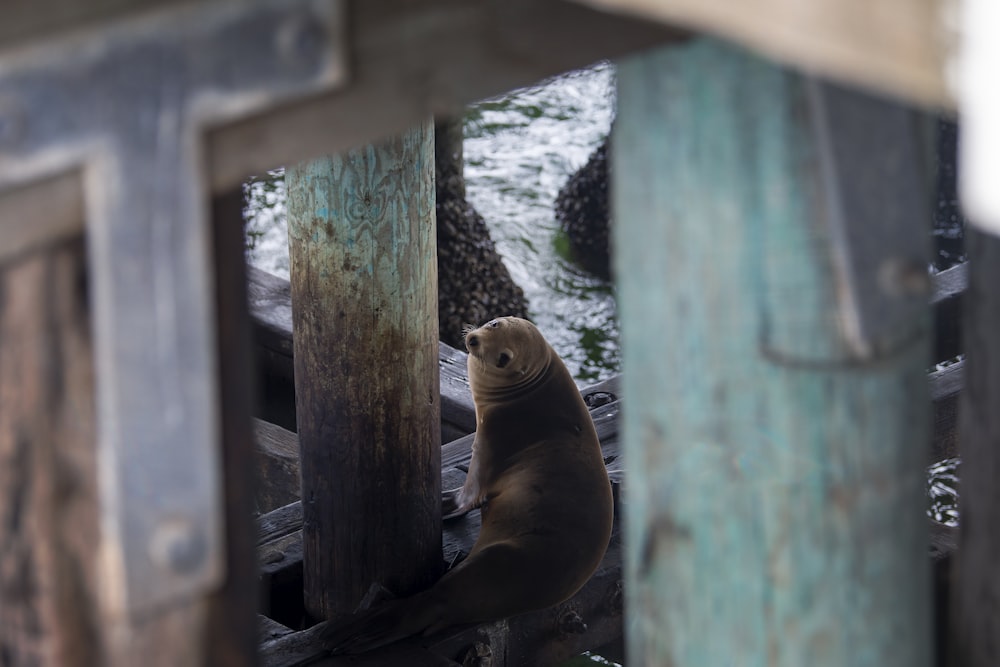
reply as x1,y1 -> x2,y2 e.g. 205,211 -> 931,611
467,334 -> 479,349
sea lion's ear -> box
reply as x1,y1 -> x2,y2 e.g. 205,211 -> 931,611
497,352 -> 512,368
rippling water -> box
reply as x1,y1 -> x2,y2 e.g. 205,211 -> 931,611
245,63 -> 618,383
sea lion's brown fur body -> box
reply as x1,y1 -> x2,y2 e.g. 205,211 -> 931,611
324,317 -> 613,655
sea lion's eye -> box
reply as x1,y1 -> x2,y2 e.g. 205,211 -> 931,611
488,319 -> 501,328
497,352 -> 511,368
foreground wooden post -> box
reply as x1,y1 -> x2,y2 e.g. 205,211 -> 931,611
287,121 -> 442,620
950,226 -> 1000,667
614,39 -> 932,666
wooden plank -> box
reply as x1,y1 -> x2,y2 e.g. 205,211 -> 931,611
207,0 -> 686,193
255,419 -> 301,514
0,0 -> 179,50
613,38 -> 932,666
949,227 -> 1000,667
931,263 -> 967,364
286,123 -> 443,619
201,189 -> 263,667
0,170 -> 84,267
567,0 -> 950,108
930,361 -> 963,462
0,235 -> 102,666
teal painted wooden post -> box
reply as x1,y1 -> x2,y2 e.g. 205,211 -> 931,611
286,120 -> 442,620
613,40 -> 933,666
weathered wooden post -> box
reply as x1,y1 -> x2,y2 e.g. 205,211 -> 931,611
286,121 -> 442,620
0,3 -> 346,664
950,226 -> 1000,667
613,39 -> 933,666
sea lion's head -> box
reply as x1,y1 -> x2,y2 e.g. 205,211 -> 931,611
464,317 -> 552,392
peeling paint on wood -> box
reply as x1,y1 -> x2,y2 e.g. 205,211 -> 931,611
614,39 -> 932,667
286,120 -> 442,619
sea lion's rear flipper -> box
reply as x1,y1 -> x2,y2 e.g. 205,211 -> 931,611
321,591 -> 444,655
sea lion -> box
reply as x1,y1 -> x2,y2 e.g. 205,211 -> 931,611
323,316 -> 613,655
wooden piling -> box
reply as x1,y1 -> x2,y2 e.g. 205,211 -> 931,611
950,226 -> 1000,667
613,39 -> 933,666
286,121 -> 442,620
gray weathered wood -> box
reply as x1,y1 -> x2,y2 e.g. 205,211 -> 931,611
930,361 -> 963,462
0,170 -> 84,266
254,419 -> 301,514
950,227 -> 1000,667
203,189 -> 261,667
208,0 -> 686,193
931,262 -> 967,364
286,122 -> 443,619
614,38 -> 932,667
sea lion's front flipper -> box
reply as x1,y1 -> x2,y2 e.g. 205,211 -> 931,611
442,442 -> 486,519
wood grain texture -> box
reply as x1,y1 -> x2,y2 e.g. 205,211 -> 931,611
931,263 -> 967,364
613,39 -> 932,667
0,236 -> 102,666
207,0 -> 686,193
255,419 -> 302,513
286,121 -> 443,619
568,0 -> 950,108
950,227 -> 1000,667
246,266 -> 477,440
200,188 -> 261,667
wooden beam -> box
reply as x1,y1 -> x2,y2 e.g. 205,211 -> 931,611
931,262 -> 967,364
566,0 -> 950,109
949,227 -> 1000,666
286,123 -> 443,619
0,169 -> 84,267
207,0 -> 686,192
254,419 -> 302,514
0,235 -> 102,666
0,0 -> 178,49
613,38 -> 933,666
201,189 -> 263,667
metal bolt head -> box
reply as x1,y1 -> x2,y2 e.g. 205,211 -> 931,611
150,517 -> 208,575
276,13 -> 326,68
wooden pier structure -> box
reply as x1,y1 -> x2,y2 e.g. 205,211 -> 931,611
2,1 -> 997,666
